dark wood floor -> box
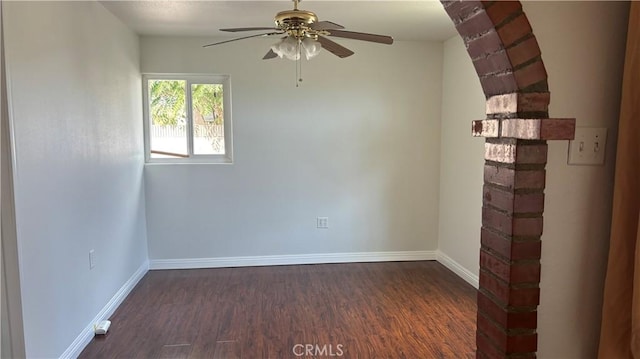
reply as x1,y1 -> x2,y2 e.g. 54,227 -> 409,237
79,261 -> 477,359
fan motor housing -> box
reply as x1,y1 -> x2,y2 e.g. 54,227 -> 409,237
274,10 -> 318,28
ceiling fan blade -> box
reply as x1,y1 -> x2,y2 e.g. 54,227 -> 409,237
203,32 -> 282,47
309,21 -> 345,31
220,27 -> 279,32
263,49 -> 278,60
317,36 -> 354,58
327,30 -> 393,45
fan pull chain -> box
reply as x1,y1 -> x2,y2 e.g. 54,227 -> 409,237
298,51 -> 303,85
296,38 -> 303,87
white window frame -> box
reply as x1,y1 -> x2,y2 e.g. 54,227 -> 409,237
142,73 -> 233,164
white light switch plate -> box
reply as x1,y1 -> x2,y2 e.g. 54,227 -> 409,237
568,127 -> 607,165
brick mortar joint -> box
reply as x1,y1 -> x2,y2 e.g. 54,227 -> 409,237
483,203 -> 544,218
512,212 -> 544,219
482,117 -> 558,123
481,226 -> 542,243
521,80 -> 550,94
511,283 -> 540,290
454,6 -> 485,25
487,113 -> 519,120
480,267 -> 510,283
514,188 -> 545,195
493,9 -> 525,31
481,248 -> 510,263
495,19 -> 533,43
512,235 -> 543,242
483,204 -> 512,215
484,182 -> 516,193
478,309 -> 509,334
485,160 -> 515,169
440,1 -> 455,9
477,331 -> 508,357
486,138 -> 548,146
481,248 -> 541,266
474,32 -> 542,65
465,28 -> 499,44
504,32 -> 534,51
511,112 -> 550,119
479,68 -> 514,79
479,288 -> 539,313
508,305 -> 538,312
510,258 -> 541,265
471,48 -> 505,62
484,113 -> 555,120
514,164 -> 547,171
512,56 -> 543,72
478,289 -> 540,313
483,184 -> 545,196
482,202 -> 543,219
481,1 -> 497,10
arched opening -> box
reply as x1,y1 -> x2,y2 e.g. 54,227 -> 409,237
440,1 -> 575,356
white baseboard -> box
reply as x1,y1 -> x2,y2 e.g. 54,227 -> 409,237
60,260 -> 149,359
436,251 -> 479,288
150,251 -> 437,270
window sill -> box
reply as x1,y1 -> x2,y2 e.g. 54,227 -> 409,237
144,156 -> 233,165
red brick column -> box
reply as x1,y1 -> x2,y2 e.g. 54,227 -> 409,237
440,1 -> 576,357
477,137 -> 546,358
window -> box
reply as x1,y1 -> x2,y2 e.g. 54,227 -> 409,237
142,74 -> 232,163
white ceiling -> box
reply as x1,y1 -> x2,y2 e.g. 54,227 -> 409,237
101,0 -> 457,41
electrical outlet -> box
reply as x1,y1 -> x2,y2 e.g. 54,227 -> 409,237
316,217 -> 329,229
89,250 -> 96,269
568,127 -> 607,165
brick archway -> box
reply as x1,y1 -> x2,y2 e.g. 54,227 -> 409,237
440,1 -> 575,357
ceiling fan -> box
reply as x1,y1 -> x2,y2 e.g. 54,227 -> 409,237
202,0 -> 394,60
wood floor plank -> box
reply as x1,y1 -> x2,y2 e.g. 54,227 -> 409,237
79,261 -> 476,358
157,344 -> 193,359
211,340 -> 241,359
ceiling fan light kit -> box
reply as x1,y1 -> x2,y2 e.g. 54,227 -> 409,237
271,36 -> 321,60
203,0 -> 393,60
203,0 -> 393,85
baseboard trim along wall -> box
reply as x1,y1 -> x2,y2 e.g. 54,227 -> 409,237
60,261 -> 149,359
436,251 -> 479,288
150,251 -> 438,270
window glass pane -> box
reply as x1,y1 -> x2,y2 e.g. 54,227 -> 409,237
191,83 -> 225,155
148,79 -> 188,158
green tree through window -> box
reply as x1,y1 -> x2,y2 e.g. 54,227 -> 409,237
192,84 -> 224,126
149,79 -> 185,126
149,80 -> 224,126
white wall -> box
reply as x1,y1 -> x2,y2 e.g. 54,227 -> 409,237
437,1 -> 629,358
437,35 -> 485,284
0,5 -> 22,358
141,37 -> 443,261
524,2 -> 629,357
3,2 -> 148,358
1,4 -> 26,356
